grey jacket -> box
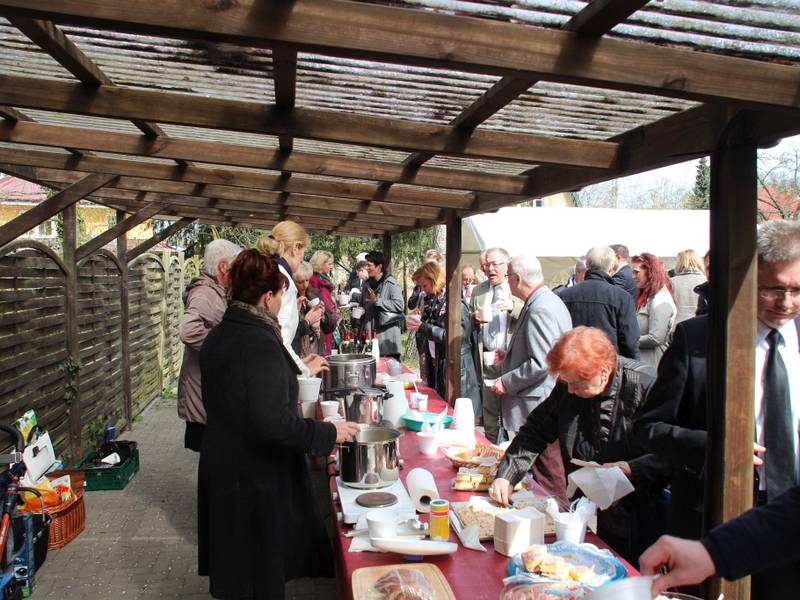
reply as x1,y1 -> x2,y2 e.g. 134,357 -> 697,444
363,272 -> 404,356
499,286 -> 572,432
178,271 -> 227,424
637,287 -> 677,368
670,270 -> 706,324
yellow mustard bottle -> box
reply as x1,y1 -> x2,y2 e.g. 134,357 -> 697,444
429,499 -> 450,541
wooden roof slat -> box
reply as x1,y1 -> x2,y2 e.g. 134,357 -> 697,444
272,45 -> 297,153
0,106 -> 33,122
0,120 -> 531,194
0,145 -> 473,210
0,0 -> 798,110
0,74 -> 621,169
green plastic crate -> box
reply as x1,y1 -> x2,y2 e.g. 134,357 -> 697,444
76,448 -> 139,491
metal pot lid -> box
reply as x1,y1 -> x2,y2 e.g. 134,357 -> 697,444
355,491 -> 398,508
326,353 -> 375,365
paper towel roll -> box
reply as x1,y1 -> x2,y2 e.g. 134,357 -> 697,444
406,467 -> 439,513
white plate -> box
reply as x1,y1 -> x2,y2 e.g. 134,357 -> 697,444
370,537 -> 458,556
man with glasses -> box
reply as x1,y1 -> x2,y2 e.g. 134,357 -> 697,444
634,220 -> 800,600
470,247 -> 522,442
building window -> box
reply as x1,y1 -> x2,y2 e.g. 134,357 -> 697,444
534,199 -> 544,207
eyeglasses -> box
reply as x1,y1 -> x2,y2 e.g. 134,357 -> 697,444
758,287 -> 800,300
485,261 -> 508,270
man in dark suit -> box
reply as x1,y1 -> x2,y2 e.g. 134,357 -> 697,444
634,219 -> 800,600
640,485 -> 800,596
610,244 -> 637,297
557,246 -> 640,359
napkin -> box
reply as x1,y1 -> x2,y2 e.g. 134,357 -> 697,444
566,461 -> 634,510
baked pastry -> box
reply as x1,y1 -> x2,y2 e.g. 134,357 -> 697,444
373,568 -> 434,600
520,546 -> 603,586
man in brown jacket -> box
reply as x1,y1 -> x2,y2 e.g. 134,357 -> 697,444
178,239 -> 242,451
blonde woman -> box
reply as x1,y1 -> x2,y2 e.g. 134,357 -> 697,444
257,221 -> 327,376
308,250 -> 338,354
670,249 -> 707,324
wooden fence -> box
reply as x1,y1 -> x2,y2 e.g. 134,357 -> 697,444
0,241 -> 191,460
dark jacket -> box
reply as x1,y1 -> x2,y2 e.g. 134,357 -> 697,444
363,272 -> 404,356
556,270 -> 640,359
292,286 -> 336,358
198,306 -> 336,600
694,280 -> 710,316
496,357 -> 670,560
612,263 -> 637,297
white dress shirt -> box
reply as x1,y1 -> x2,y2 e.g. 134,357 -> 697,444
277,264 -> 310,377
482,282 -> 510,350
754,319 -> 800,490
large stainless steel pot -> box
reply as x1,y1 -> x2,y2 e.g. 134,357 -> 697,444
338,426 -> 402,489
343,387 -> 391,426
323,353 -> 376,391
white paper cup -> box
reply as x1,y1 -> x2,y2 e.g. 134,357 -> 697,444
366,509 -> 398,540
320,400 -> 340,419
298,377 -> 322,402
351,306 -> 365,319
337,294 -> 350,306
417,397 -> 428,412
479,307 -> 492,322
417,432 -> 439,455
555,517 -> 587,544
300,401 -> 317,419
409,392 -> 427,410
584,576 -> 656,600
483,350 -> 496,368
308,297 -> 320,307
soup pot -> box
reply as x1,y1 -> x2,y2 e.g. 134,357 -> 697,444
338,426 -> 402,489
323,353 -> 376,390
344,387 -> 391,426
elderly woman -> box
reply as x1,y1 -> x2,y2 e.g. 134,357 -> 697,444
670,249 -> 707,324
490,327 -> 669,563
257,221 -> 327,376
406,262 -> 481,411
292,261 -> 335,358
632,253 -> 677,367
198,249 -> 359,600
308,250 -> 338,354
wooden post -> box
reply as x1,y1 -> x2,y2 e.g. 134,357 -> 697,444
62,204 -> 81,463
705,115 -> 758,600
382,233 -> 392,273
116,209 -> 133,432
445,211 -> 462,405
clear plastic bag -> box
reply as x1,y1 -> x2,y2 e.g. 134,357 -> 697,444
371,568 -> 434,600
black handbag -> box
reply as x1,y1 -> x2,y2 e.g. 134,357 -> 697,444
376,310 -> 404,328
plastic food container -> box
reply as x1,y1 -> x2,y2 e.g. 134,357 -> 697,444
500,578 -> 588,600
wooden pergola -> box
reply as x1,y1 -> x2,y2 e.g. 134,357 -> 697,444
0,2 -> 798,596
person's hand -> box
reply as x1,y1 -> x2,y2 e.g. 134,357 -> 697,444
496,298 -> 514,312
494,349 -> 507,365
489,478 -> 513,507
303,353 -> 329,375
365,287 -> 377,305
754,442 -> 766,466
297,296 -> 307,311
334,421 -> 361,444
405,316 -> 422,332
491,377 -> 506,395
640,535 -> 716,595
601,461 -> 632,479
305,304 -> 324,327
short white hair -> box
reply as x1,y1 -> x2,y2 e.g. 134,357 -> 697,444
294,261 -> 313,280
203,239 -> 242,277
585,246 -> 615,272
758,220 -> 800,263
510,255 -> 543,285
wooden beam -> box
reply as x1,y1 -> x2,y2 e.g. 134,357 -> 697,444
1,0 -> 799,110
445,210 -> 462,405
0,74 -> 621,169
0,145 -> 474,210
0,172 -> 116,246
382,233 -> 392,274
0,105 -> 33,121
705,116 -> 758,600
0,119 -> 532,195
62,202 -> 80,462
272,45 -> 297,153
75,201 -> 162,261
125,217 -> 194,263
116,209 -> 132,431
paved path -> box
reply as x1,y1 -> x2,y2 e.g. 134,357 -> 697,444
32,397 -> 339,600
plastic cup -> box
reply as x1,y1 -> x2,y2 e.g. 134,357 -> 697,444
300,401 -> 317,419
297,377 -> 322,402
483,350 -> 496,368
338,294 -> 350,306
554,516 -> 586,544
308,297 -> 320,307
351,306 -> 365,319
480,306 -> 492,322
320,400 -> 340,418
366,508 -> 398,540
417,432 -> 439,455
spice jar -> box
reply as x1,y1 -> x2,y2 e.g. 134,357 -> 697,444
429,499 -> 450,541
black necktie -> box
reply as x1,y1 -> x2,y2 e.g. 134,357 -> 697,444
764,329 -> 796,499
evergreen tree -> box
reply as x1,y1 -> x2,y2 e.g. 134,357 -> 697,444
689,157 -> 710,209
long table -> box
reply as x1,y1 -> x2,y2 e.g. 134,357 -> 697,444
327,361 -> 636,599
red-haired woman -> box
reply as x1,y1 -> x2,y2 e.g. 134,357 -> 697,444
198,249 -> 358,600
489,327 -> 669,563
632,253 -> 677,367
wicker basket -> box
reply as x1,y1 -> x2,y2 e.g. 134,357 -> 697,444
41,470 -> 86,550
442,444 -> 505,468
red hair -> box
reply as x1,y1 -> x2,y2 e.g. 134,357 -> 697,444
228,249 -> 288,305
546,327 -> 617,381
632,253 -> 672,309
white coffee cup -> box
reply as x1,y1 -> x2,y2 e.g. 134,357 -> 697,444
338,293 -> 350,306
417,432 -> 439,455
297,377 -> 322,402
308,297 -> 320,307
555,515 -> 587,545
366,508 -> 398,539
479,306 -> 493,322
320,400 -> 340,419
417,397 -> 428,412
300,401 -> 317,419
351,306 -> 365,319
483,350 -> 496,368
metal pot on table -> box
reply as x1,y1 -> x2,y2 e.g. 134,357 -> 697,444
338,426 -> 402,489
323,353 -> 376,390
342,387 -> 392,426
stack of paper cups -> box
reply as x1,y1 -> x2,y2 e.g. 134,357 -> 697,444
452,397 -> 475,431
406,467 -> 440,513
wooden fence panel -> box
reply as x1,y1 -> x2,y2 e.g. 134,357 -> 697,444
0,243 -> 70,455
183,255 -> 200,288
77,251 -> 123,453
162,255 -> 183,384
128,254 -> 165,417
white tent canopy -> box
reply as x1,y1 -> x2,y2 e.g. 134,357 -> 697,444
463,207 -> 710,285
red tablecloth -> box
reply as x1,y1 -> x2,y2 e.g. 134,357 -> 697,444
327,359 -> 637,599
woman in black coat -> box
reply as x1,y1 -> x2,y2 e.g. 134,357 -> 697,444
198,249 -> 359,600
